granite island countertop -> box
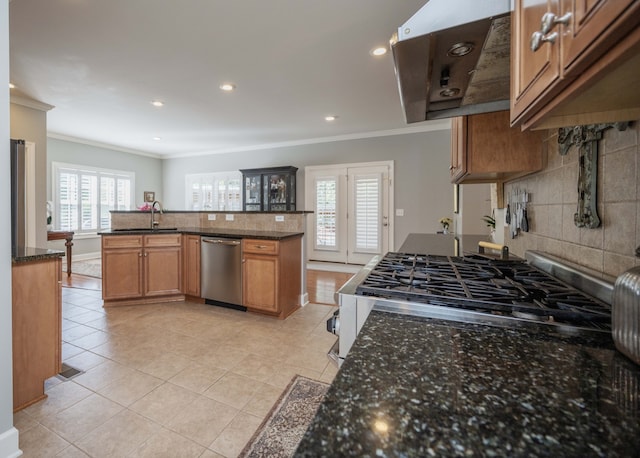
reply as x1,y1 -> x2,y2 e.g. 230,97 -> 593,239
99,227 -> 304,240
12,246 -> 65,263
295,310 -> 640,457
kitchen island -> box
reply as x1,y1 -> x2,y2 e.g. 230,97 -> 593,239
296,309 -> 640,456
100,228 -> 305,316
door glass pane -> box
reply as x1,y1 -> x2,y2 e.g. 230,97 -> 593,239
269,174 -> 287,205
354,175 -> 380,252
315,178 -> 337,249
246,175 -> 261,204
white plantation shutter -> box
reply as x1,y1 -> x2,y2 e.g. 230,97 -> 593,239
59,171 -> 78,231
185,172 -> 242,211
353,174 -> 381,253
315,177 -> 337,249
53,163 -> 134,233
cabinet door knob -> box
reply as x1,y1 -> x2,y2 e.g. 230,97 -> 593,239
531,31 -> 558,52
138,252 -> 142,257
540,12 -> 571,34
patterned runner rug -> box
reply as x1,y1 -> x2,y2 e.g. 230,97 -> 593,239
240,375 -> 329,458
62,258 -> 102,278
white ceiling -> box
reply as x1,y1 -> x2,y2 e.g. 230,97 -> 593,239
9,0 -> 451,159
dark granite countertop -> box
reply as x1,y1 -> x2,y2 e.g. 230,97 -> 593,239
12,246 -> 65,263
99,227 -> 304,240
296,310 -> 640,457
399,233 -> 521,260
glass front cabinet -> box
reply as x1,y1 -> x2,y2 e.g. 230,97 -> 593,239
240,166 -> 297,211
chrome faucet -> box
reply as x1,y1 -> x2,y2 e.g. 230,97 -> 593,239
150,200 -> 163,229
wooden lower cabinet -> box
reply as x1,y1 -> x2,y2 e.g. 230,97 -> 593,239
102,234 -> 183,305
12,257 -> 62,411
183,234 -> 201,298
242,236 -> 301,319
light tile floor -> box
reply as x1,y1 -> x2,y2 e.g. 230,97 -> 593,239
16,286 -> 338,457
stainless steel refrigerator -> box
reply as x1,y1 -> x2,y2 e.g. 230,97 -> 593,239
10,139 -> 26,256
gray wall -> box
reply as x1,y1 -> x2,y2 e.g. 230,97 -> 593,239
163,130 -> 454,249
1,1 -> 19,455
47,138 -> 163,255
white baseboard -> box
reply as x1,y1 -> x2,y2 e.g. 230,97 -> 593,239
73,251 -> 101,261
0,427 -> 22,458
306,262 -> 361,274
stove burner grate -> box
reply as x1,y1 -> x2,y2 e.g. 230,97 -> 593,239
356,253 -> 612,330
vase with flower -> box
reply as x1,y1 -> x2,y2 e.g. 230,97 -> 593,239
439,217 -> 453,234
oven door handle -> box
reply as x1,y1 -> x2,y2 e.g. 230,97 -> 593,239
202,238 -> 241,246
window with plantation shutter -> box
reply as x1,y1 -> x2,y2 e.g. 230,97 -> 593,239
53,162 -> 134,233
353,174 -> 381,253
185,172 -> 242,211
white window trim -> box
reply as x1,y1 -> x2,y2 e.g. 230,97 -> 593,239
51,161 -> 135,234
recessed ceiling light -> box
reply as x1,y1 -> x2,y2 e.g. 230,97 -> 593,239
153,136 -> 162,141
370,47 -> 387,56
448,42 -> 474,57
151,100 -> 164,107
9,83 -> 15,89
220,83 -> 236,92
325,115 -> 338,122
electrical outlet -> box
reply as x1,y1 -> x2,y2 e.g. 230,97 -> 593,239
208,214 -> 216,221
275,215 -> 285,222
225,214 -> 234,221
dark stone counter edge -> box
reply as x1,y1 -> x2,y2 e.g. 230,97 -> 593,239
12,247 -> 65,263
99,228 -> 304,240
110,210 -> 313,214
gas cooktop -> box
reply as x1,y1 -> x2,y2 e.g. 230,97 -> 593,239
355,252 -> 612,332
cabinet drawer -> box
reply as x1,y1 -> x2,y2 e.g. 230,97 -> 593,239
243,239 -> 279,255
144,234 -> 182,247
102,235 -> 143,249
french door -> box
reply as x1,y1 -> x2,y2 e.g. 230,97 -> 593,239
306,161 -> 392,264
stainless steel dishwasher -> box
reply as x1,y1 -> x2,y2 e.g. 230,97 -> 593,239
200,236 -> 244,308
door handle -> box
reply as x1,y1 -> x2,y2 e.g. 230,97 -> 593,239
202,238 -> 241,246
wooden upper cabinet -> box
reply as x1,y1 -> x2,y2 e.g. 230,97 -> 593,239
511,0 -> 640,129
511,0 -> 562,126
562,0 -> 637,76
450,111 -> 544,184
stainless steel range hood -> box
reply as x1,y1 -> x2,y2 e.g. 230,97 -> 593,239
391,0 -> 512,123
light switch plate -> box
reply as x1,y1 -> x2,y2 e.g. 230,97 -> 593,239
208,214 -> 216,221
225,214 -> 234,221
396,209 -> 404,216
275,215 -> 285,222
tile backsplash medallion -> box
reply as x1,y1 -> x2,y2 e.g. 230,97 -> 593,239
504,120 -> 639,280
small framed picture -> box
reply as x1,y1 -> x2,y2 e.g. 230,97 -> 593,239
144,191 -> 155,203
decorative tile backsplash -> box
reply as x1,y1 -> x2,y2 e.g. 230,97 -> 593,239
504,120 -> 639,279
110,211 -> 308,233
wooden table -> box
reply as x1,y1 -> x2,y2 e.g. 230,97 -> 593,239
47,231 -> 74,276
